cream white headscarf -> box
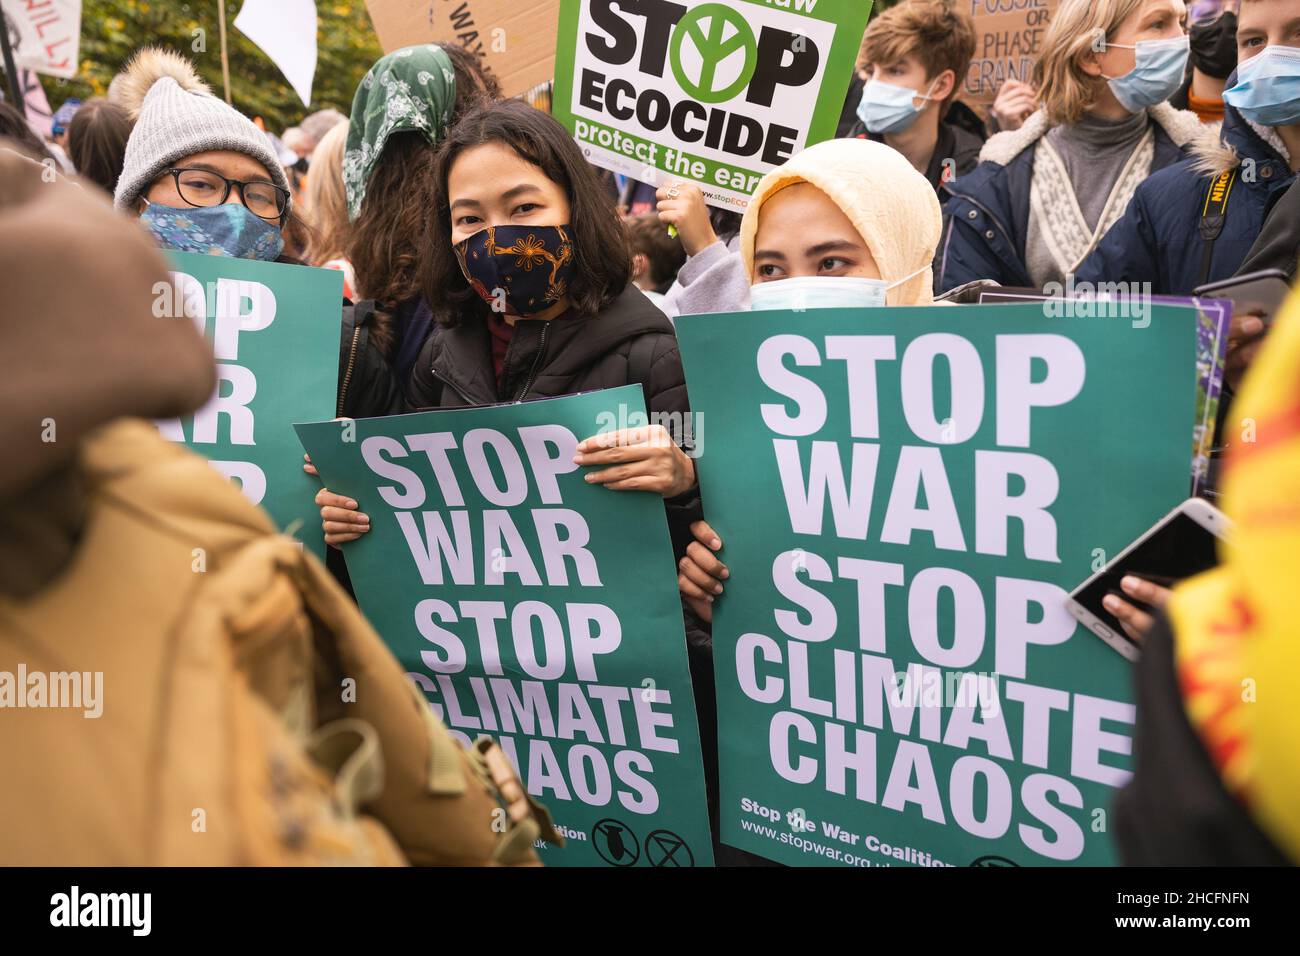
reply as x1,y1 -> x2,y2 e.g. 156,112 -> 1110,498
739,138 -> 943,306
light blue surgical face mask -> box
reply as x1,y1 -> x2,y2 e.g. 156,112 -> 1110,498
748,269 -> 927,311
140,201 -> 285,261
1102,34 -> 1191,113
856,78 -> 938,135
1223,45 -> 1300,127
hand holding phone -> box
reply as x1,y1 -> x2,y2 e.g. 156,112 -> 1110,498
1225,311 -> 1268,392
1194,269 -> 1291,323
1065,498 -> 1231,661
1101,575 -> 1174,643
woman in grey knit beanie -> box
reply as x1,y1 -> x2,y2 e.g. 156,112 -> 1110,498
114,48 -> 293,262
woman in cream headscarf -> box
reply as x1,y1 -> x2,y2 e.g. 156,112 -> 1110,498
743,137 -> 942,307
662,137 -> 942,317
673,137 -> 943,619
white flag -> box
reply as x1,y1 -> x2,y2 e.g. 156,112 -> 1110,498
234,0 -> 318,108
1,0 -> 82,79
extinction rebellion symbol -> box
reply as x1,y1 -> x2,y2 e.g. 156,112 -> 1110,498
669,4 -> 759,104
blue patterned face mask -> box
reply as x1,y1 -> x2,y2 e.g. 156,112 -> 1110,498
140,202 -> 285,261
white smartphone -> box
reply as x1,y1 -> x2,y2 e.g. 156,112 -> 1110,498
1065,498 -> 1232,661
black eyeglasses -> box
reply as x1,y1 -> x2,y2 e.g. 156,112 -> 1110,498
163,167 -> 290,221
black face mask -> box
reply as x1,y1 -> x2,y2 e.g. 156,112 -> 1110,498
1189,11 -> 1239,81
454,224 -> 577,317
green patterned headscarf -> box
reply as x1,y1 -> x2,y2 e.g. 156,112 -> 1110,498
343,44 -> 457,221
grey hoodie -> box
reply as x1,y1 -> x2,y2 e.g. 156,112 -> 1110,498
660,236 -> 748,319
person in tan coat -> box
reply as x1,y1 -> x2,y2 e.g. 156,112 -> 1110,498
0,146 -> 557,866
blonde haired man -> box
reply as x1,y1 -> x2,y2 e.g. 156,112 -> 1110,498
847,0 -> 987,193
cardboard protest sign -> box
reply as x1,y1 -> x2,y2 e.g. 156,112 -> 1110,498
0,0 -> 81,79
363,0 -> 560,99
156,252 -> 341,559
553,0 -> 874,212
676,303 -> 1199,866
296,387 -> 715,867
960,0 -> 1060,116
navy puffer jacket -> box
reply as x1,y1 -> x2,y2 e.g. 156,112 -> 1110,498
937,103 -> 1205,293
1076,101 -> 1297,296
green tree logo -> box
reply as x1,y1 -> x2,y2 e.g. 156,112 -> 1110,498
669,4 -> 758,104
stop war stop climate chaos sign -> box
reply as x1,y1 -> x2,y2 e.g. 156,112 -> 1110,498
553,0 -> 874,211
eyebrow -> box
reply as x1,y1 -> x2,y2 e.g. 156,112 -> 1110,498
450,183 -> 544,213
501,183 -> 544,203
1140,3 -> 1178,25
174,162 -> 274,184
804,240 -> 861,258
1236,25 -> 1270,39
752,249 -> 787,262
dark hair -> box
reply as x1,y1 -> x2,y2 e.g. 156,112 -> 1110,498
349,43 -> 501,355
710,208 -> 743,245
0,101 -> 56,164
424,99 -> 631,326
441,44 -> 503,103
278,207 -> 314,264
67,98 -> 133,194
625,214 -> 685,293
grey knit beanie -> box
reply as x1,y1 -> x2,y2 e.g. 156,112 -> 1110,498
113,48 -> 291,212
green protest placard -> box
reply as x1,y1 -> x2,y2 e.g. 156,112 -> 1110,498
156,252 -> 342,559
676,303 -> 1199,867
553,0 -> 874,211
295,387 -> 715,867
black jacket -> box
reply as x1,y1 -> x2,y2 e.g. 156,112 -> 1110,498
1076,102 -> 1296,296
329,301 -> 406,598
406,284 -> 701,558
846,102 -> 987,196
337,301 -> 405,420
1237,175 -> 1300,281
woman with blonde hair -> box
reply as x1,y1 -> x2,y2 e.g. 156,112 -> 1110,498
302,120 -> 355,299
938,0 -> 1205,292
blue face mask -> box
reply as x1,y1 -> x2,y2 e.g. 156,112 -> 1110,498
140,202 -> 285,261
1223,45 -> 1300,127
1103,34 -> 1191,113
856,78 -> 938,135
748,270 -> 926,311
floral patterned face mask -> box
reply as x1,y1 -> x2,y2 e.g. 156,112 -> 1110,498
140,202 -> 285,261
454,225 -> 577,317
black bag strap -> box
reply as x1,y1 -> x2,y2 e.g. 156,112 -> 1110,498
1198,168 -> 1237,287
